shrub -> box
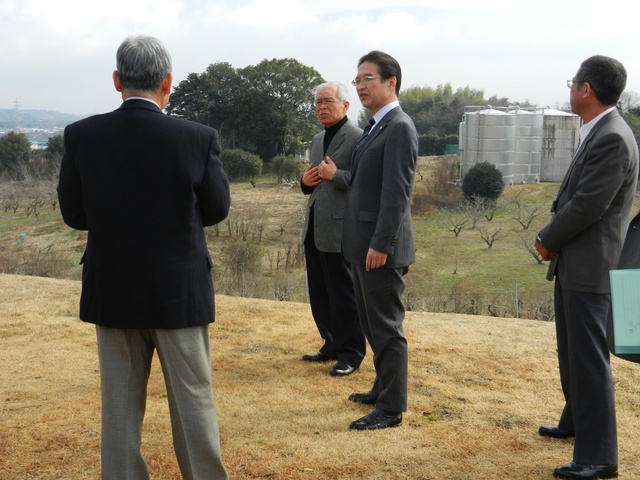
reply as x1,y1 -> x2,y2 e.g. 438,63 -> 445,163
270,155 -> 304,184
462,161 -> 504,203
221,149 -> 262,181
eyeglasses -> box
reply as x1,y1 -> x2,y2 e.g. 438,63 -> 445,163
315,97 -> 338,106
567,79 -> 574,89
351,76 -> 381,86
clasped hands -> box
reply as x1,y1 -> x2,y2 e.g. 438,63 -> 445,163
534,238 -> 558,262
302,156 -> 337,187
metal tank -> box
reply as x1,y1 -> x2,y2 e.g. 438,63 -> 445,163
459,106 -> 579,185
536,107 -> 581,182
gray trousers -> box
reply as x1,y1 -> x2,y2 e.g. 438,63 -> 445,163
554,280 -> 618,464
96,325 -> 228,480
351,264 -> 408,413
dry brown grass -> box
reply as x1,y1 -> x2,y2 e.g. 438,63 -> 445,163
2,274 -> 640,480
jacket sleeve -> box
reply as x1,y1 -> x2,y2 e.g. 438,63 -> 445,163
57,125 -> 88,231
197,129 -> 231,226
370,118 -> 418,254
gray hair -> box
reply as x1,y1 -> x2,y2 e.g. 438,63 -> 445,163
314,82 -> 349,102
116,35 -> 172,93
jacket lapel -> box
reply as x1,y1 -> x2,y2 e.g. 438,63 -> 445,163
326,128 -> 347,159
553,110 -> 617,211
350,108 -> 400,180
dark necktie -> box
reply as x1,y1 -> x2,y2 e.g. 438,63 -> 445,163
356,118 -> 375,150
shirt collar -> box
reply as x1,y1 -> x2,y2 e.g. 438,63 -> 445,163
579,106 -> 616,145
370,100 -> 400,127
125,96 -> 161,109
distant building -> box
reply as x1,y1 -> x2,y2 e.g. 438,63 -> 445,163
458,106 -> 580,184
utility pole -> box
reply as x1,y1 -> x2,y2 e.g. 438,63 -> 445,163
13,99 -> 21,132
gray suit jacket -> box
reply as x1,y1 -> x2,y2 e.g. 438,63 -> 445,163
342,107 -> 418,268
540,109 -> 638,293
301,121 -> 362,252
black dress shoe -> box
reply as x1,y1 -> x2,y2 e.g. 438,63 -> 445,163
539,425 -> 575,439
349,409 -> 402,430
553,461 -> 618,479
330,363 -> 356,376
348,392 -> 377,405
301,352 -> 336,362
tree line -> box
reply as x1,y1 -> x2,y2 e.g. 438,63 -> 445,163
4,56 -> 640,180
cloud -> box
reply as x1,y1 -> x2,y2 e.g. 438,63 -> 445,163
3,0 -> 640,114
228,0 -> 317,29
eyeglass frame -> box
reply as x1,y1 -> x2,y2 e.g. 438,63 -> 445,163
351,76 -> 381,86
315,97 -> 342,106
567,78 -> 585,89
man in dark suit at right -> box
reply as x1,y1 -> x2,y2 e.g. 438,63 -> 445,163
342,51 -> 418,431
535,55 -> 638,480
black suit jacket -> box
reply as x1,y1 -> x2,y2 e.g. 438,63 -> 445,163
58,100 -> 230,329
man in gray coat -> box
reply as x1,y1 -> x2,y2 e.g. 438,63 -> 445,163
342,51 -> 418,430
300,82 -> 366,376
535,55 -> 638,480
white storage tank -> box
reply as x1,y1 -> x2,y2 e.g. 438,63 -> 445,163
536,107 -> 581,182
459,106 -> 579,184
460,107 -> 515,185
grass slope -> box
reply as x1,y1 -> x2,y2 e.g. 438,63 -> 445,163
2,274 -> 640,479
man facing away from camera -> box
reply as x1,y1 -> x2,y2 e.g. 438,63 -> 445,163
535,55 -> 638,480
300,81 -> 366,377
57,35 -> 230,480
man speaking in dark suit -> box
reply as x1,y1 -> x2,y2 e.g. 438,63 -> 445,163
342,51 -> 418,430
300,82 -> 366,376
57,35 -> 230,479
535,55 -> 638,480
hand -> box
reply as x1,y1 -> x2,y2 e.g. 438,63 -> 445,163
318,156 -> 337,181
366,248 -> 388,271
301,163 -> 321,187
534,239 -> 558,261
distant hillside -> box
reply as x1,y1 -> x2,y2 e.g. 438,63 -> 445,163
0,109 -> 86,129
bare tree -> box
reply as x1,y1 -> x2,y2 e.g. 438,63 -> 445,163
462,196 -> 494,229
0,182 -> 20,213
440,208 -> 468,237
619,90 -> 640,112
519,233 -> 544,264
509,189 -> 548,229
477,224 -> 504,249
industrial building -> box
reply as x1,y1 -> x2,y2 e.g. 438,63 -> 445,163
458,106 -> 580,184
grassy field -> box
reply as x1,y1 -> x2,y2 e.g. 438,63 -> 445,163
2,274 -> 640,480
0,157 -> 638,320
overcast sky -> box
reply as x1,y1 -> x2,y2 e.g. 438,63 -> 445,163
2,0 -> 638,117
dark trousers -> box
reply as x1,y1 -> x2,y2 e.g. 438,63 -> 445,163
351,264 -> 408,413
304,230 -> 365,367
554,279 -> 618,464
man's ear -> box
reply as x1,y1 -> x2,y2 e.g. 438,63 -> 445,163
387,76 -> 397,92
161,73 -> 173,95
113,71 -> 123,92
